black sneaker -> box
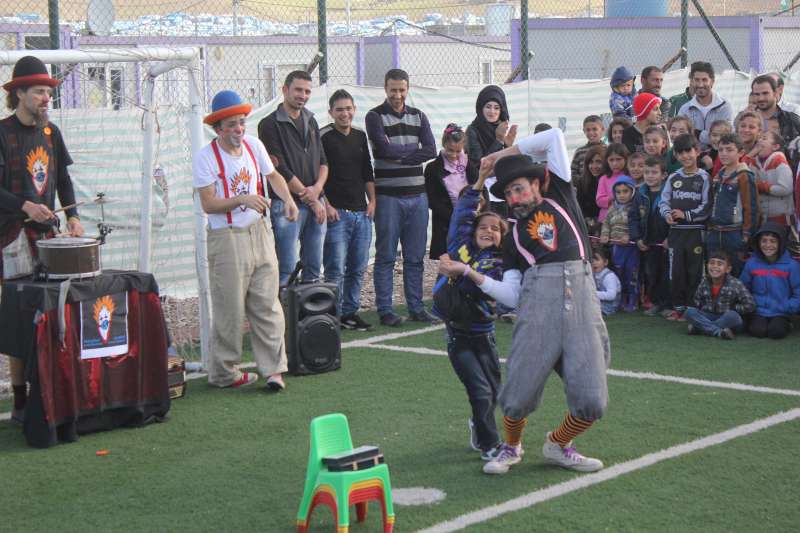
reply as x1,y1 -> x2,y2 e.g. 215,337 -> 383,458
379,312 -> 405,327
408,309 -> 440,323
719,328 -> 735,340
341,313 -> 373,331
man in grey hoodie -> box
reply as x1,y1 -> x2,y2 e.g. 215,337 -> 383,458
678,62 -> 732,150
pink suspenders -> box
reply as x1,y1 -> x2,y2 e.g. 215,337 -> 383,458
510,198 -> 586,266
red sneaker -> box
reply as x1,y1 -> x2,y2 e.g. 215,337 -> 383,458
665,310 -> 685,321
227,372 -> 258,388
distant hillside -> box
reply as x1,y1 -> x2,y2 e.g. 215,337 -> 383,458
7,0 -> 792,25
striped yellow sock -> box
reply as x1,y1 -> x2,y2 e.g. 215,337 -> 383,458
550,413 -> 593,447
503,416 -> 527,447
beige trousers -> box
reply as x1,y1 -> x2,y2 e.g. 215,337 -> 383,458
206,218 -> 287,386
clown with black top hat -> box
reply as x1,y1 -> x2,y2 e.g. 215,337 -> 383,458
1,55 -> 84,423
439,127 -> 611,475
193,89 -> 298,391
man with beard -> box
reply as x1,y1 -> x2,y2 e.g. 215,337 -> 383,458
678,62 -> 733,150
439,128 -> 610,475
1,56 -> 84,423
640,66 -> 671,120
258,70 -> 328,285
750,74 -> 800,170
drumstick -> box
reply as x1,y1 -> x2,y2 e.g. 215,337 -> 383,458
23,200 -> 86,223
662,47 -> 687,72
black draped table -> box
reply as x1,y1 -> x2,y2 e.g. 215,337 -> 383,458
0,270 -> 171,447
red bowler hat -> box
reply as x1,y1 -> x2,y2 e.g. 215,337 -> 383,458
204,90 -> 252,125
3,56 -> 60,92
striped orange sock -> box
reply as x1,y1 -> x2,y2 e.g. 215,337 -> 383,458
503,416 -> 528,447
550,413 -> 593,447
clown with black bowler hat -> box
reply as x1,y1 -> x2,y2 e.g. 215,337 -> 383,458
439,127 -> 611,475
193,89 -> 298,390
1,55 -> 84,424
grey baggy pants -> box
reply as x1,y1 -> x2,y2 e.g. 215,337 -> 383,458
498,260 -> 610,421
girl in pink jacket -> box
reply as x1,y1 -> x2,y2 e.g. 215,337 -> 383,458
595,142 -> 629,221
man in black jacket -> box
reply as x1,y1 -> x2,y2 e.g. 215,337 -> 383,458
258,70 -> 328,284
751,74 -> 800,171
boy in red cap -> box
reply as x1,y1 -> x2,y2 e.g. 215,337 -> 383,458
1,56 -> 84,423
193,90 -> 298,390
622,92 -> 663,155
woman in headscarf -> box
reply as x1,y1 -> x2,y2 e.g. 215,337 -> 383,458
466,85 -> 517,217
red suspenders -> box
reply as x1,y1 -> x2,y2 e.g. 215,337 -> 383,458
210,138 -> 264,226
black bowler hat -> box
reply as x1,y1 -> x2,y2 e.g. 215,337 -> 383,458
489,154 -> 547,199
3,56 -> 60,92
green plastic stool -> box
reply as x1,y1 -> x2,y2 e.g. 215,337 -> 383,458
296,413 -> 394,533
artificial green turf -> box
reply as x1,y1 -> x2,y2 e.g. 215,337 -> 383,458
1,314 -> 798,532
382,314 -> 800,391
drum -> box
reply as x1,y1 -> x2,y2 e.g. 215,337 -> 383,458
36,237 -> 101,279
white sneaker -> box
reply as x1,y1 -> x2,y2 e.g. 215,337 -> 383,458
542,432 -> 603,472
482,443 -> 522,474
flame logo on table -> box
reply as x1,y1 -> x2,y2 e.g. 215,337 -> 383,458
26,146 -> 49,196
93,295 -> 116,345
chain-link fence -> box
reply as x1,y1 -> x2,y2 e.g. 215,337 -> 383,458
2,0 -> 800,362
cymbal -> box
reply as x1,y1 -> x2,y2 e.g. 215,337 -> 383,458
92,195 -> 119,205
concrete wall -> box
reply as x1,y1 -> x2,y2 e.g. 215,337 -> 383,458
512,16 -> 765,80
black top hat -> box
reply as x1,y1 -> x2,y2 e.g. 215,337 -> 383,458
3,56 -> 60,92
489,154 -> 547,199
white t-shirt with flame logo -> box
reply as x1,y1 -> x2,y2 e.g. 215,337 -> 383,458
192,134 -> 274,229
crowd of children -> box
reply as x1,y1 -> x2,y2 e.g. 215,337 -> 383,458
570,70 -> 800,339
428,66 -> 800,475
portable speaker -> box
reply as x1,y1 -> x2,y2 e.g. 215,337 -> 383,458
282,282 -> 341,375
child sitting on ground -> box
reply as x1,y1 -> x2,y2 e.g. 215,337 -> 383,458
592,247 -> 621,315
685,250 -> 755,340
638,156 -> 670,315
433,162 -> 507,460
707,133 -> 759,276
571,115 -> 605,180
609,66 -> 637,120
740,222 -> 800,339
600,175 -> 647,311
627,151 -> 646,186
595,142 -> 629,222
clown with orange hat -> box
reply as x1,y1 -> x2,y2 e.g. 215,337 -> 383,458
193,89 -> 298,391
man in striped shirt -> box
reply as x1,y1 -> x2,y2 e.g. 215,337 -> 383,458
365,69 -> 437,326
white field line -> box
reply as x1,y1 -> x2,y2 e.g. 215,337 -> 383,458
371,342 -> 800,398
417,408 -> 800,533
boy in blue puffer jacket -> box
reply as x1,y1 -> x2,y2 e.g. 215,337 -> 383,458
433,164 -> 507,460
609,66 -> 637,120
740,221 -> 800,339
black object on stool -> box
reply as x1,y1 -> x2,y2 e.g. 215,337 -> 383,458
281,262 -> 341,375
